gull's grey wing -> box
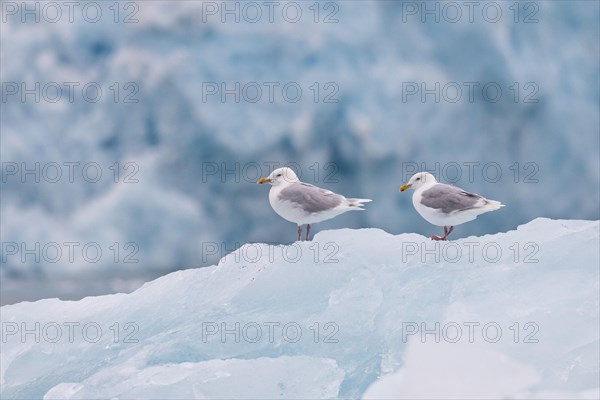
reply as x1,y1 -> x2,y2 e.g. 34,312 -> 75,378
279,183 -> 344,213
420,184 -> 484,214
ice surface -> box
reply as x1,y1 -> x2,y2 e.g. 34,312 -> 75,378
1,218 -> 598,399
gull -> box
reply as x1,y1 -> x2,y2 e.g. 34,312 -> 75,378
258,167 -> 372,241
400,172 -> 504,240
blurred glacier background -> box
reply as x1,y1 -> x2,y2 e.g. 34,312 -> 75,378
1,0 -> 598,304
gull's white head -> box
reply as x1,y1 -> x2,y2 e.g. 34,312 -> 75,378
257,167 -> 299,186
400,172 -> 438,192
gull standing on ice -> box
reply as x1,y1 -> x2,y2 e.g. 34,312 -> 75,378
400,172 -> 504,241
258,167 -> 372,241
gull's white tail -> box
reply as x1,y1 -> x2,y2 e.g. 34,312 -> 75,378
348,198 -> 372,209
484,199 -> 505,211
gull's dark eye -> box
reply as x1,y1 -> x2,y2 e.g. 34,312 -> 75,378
416,177 -> 421,181
277,174 -> 282,177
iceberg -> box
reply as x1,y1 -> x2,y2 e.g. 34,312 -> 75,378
1,218 -> 598,399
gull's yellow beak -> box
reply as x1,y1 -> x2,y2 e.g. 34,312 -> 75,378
400,184 -> 412,192
257,177 -> 271,184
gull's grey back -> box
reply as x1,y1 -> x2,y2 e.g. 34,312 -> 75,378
420,184 -> 483,214
279,183 -> 343,213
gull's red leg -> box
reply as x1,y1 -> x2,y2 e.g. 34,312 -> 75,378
432,226 -> 450,241
297,225 -> 302,242
439,226 -> 455,240
431,234 -> 445,241
306,224 -> 311,241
